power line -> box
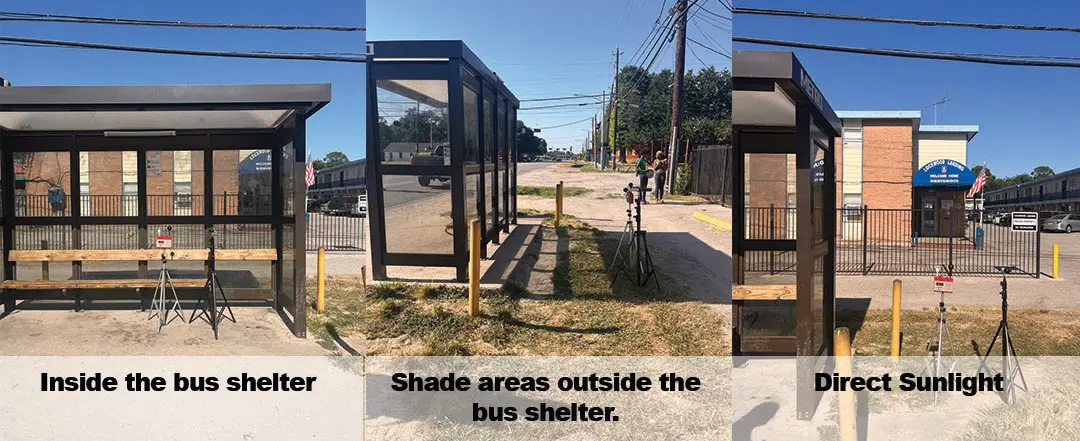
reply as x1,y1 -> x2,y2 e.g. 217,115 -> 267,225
519,93 -> 605,102
687,40 -> 709,67
687,36 -> 731,59
733,7 -> 1080,34
534,116 -> 594,130
520,102 -> 601,111
0,10 -> 364,31
733,36 -> 1080,68
0,35 -> 366,62
698,5 -> 731,21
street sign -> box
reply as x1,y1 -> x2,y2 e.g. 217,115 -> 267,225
1011,212 -> 1038,231
933,275 -> 953,294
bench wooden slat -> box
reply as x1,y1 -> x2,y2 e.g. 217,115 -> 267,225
732,284 -> 797,301
9,248 -> 277,262
0,279 -> 207,289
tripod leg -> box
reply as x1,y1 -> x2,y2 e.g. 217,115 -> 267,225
190,280 -> 208,323
979,321 -> 1004,375
215,274 -> 236,323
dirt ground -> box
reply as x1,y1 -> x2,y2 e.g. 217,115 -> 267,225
516,163 -> 732,314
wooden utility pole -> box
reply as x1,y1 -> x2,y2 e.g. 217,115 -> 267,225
600,91 -> 608,170
668,0 -> 688,192
613,46 -> 623,164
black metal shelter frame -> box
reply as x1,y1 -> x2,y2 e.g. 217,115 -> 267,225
0,84 -> 329,337
732,51 -> 840,419
366,41 -> 519,281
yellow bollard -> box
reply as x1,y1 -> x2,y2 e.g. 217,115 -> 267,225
891,279 -> 902,360
554,182 -> 563,227
316,247 -> 326,314
1054,244 -> 1059,279
469,220 -> 481,317
834,327 -> 856,441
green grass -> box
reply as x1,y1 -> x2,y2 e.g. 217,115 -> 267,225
363,214 -> 728,356
517,185 -> 591,198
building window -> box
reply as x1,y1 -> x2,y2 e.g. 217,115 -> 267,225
174,182 -> 192,210
122,182 -> 138,216
842,194 -> 863,222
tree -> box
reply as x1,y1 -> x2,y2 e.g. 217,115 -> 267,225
516,120 -> 548,161
1032,166 -> 1055,179
311,159 -> 328,170
323,151 -> 350,168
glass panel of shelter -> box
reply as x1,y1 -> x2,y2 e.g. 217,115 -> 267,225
375,78 -> 454,255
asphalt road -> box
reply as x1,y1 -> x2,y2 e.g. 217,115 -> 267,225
381,162 -> 552,209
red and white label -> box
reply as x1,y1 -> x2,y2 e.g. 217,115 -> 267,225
933,275 -> 954,294
155,236 -> 173,249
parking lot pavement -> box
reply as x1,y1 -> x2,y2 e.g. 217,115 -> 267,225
838,228 -> 1080,310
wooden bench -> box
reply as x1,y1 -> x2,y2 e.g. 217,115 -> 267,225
732,284 -> 797,354
1,248 -> 277,311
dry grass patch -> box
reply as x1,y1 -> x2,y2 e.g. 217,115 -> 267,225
840,306 -> 1080,356
305,276 -> 366,354
363,214 -> 727,356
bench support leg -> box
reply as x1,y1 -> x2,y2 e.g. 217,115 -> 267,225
68,289 -> 81,312
137,288 -> 147,312
2,289 -> 13,313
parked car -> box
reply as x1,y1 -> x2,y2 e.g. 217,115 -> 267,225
327,194 -> 367,217
996,213 -> 1012,227
1043,214 -> 1080,233
410,143 -> 451,187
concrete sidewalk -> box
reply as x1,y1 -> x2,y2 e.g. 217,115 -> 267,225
839,273 -> 1077,310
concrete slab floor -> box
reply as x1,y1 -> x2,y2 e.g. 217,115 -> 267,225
0,302 -> 328,355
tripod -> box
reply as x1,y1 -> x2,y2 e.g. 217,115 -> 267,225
190,227 -> 235,339
979,266 -> 1027,404
148,249 -> 185,333
610,183 -> 661,293
920,267 -> 957,404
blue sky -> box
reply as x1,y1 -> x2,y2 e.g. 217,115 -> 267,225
0,0 -> 364,162
736,0 -> 1080,177
369,0 -> 732,153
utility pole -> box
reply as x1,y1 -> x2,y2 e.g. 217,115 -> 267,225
613,46 -> 624,164
600,91 -> 608,170
667,0 -> 688,193
592,114 -> 597,165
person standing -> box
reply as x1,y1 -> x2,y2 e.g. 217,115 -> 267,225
635,152 -> 651,204
653,151 -> 669,203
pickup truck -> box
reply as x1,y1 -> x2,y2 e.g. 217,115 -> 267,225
410,143 -> 451,187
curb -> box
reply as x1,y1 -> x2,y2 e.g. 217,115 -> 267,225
692,211 -> 732,231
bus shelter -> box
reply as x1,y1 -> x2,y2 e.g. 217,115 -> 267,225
732,51 -> 840,418
366,40 -> 519,281
0,83 -> 328,337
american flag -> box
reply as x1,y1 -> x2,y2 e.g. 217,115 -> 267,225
304,158 -> 315,187
967,167 -> 987,198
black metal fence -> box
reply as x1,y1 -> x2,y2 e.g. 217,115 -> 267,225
690,145 -> 732,205
306,213 -> 366,252
744,207 -> 1041,277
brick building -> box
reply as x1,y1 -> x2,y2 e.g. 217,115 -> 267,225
834,111 -> 978,239
14,150 -> 258,217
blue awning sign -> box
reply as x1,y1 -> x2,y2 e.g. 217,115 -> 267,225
913,159 -> 975,187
